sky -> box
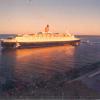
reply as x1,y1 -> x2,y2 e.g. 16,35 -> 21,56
0,0 -> 100,35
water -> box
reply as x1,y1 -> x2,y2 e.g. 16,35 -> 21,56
0,35 -> 100,99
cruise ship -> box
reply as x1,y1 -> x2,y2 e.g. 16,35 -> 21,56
0,25 -> 80,49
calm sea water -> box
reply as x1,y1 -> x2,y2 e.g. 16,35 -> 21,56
0,35 -> 100,99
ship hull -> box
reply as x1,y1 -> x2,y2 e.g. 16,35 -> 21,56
1,40 -> 80,49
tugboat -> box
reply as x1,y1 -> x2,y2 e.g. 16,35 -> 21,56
0,25 -> 80,49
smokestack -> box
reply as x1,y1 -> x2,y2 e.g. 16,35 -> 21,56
45,24 -> 49,33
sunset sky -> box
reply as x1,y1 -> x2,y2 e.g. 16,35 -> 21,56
0,0 -> 100,35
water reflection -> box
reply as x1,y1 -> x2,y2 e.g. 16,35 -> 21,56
0,45 -> 75,79
14,46 -> 75,80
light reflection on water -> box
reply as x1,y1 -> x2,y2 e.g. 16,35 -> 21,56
14,46 -> 75,80
0,46 -> 76,85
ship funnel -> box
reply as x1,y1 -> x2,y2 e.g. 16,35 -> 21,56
45,24 -> 49,33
